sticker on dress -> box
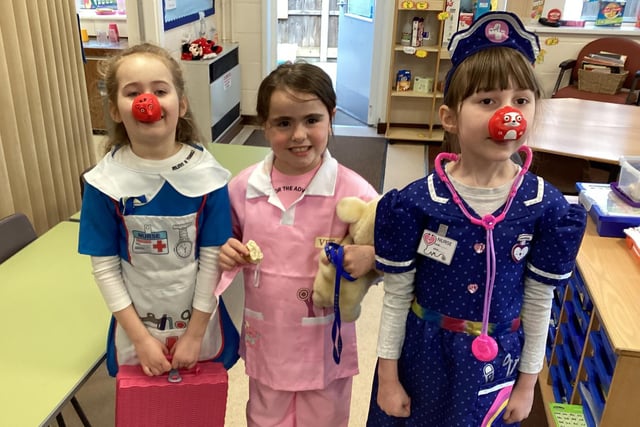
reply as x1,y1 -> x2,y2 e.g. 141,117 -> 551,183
173,222 -> 193,258
132,224 -> 169,254
511,234 -> 532,263
502,352 -> 520,377
474,242 -> 486,254
483,363 -> 495,383
417,229 -> 457,265
298,288 -> 316,317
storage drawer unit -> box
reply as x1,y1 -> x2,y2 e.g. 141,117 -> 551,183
182,43 -> 241,144
540,219 -> 640,426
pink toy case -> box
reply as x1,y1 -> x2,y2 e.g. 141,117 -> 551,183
116,362 -> 228,427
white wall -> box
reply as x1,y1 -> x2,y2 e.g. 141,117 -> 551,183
127,2 -> 640,121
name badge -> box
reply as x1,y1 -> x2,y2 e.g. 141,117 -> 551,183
315,236 -> 341,249
417,229 -> 457,265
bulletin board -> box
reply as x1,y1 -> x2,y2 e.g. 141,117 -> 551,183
163,0 -> 215,31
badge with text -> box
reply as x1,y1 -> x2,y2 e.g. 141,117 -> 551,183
417,229 -> 457,265
511,234 -> 532,263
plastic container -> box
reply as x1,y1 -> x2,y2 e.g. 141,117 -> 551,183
577,182 -> 640,237
617,156 -> 640,202
401,21 -> 411,46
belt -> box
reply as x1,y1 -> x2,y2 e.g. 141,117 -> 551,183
411,300 -> 520,337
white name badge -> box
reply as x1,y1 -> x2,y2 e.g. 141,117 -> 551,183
417,229 -> 458,265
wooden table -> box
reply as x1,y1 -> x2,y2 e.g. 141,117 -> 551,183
0,221 -> 111,426
528,98 -> 640,164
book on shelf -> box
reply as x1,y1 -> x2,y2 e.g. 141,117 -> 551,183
581,51 -> 626,74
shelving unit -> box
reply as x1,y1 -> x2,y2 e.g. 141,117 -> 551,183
539,219 -> 640,426
181,43 -> 241,144
385,0 -> 450,143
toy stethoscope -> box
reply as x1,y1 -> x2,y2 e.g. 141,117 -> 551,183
434,106 -> 532,362
324,242 -> 356,364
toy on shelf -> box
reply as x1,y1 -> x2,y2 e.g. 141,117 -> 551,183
610,156 -> 640,208
181,37 -> 222,61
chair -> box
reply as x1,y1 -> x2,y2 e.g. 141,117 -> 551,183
0,213 -> 37,263
552,37 -> 640,105
0,213 -> 93,427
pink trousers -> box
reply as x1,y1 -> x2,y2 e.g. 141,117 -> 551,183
246,376 -> 353,427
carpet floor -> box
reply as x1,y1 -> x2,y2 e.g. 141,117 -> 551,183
243,129 -> 388,193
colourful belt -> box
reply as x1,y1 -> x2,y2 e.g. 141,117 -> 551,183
411,300 -> 520,337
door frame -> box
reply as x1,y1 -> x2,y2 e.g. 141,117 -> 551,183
261,0 -> 391,126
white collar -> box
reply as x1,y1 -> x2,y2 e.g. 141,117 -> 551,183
245,150 -> 338,199
84,143 -> 230,200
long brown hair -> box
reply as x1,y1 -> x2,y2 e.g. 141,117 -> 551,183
99,43 -> 203,153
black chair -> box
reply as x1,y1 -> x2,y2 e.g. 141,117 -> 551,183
0,213 -> 93,427
0,213 -> 37,263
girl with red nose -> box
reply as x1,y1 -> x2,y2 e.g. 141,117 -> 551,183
368,13 -> 587,426
79,43 -> 238,380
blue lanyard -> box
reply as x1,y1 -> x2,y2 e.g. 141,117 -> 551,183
324,242 -> 356,364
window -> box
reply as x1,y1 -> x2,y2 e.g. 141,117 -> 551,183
573,0 -> 640,22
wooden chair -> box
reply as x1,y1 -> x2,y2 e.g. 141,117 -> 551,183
552,37 -> 640,105
0,213 -> 93,426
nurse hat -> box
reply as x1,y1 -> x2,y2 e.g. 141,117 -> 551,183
444,11 -> 540,94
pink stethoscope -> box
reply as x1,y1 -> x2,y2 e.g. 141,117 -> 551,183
434,106 -> 532,362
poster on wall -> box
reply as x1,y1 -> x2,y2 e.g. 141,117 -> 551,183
163,0 -> 215,31
347,0 -> 374,20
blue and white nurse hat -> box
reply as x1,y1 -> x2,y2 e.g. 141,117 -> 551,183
444,12 -> 540,94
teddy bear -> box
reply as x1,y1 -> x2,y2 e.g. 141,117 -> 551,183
312,195 -> 381,322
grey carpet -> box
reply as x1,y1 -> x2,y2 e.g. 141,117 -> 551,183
243,129 -> 387,193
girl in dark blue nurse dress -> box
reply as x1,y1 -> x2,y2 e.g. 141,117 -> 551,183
367,12 -> 587,427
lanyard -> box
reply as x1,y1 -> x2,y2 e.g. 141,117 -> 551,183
434,144 -> 532,362
324,242 -> 356,364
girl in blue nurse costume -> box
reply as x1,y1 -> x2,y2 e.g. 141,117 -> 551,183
79,43 -> 238,378
367,12 -> 587,426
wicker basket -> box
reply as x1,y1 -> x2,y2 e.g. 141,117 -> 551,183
578,69 -> 628,95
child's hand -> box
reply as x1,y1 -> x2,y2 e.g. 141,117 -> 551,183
342,244 -> 375,278
377,377 -> 411,418
170,332 -> 201,370
219,237 -> 250,271
134,335 -> 172,376
503,376 -> 535,423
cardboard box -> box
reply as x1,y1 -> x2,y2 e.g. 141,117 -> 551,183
595,1 -> 626,26
442,0 -> 461,45
458,12 -> 474,31
577,182 -> 640,237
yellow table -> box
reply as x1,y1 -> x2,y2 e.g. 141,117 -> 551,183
0,221 -> 110,426
208,142 -> 270,177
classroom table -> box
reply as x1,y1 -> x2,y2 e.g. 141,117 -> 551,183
208,142 -> 271,177
0,221 -> 110,426
528,98 -> 640,164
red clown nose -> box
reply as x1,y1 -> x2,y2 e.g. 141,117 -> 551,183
488,106 -> 527,142
132,93 -> 162,122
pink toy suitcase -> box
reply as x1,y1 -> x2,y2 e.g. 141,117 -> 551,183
115,362 -> 228,427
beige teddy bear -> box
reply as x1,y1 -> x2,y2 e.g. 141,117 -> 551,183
312,196 -> 380,322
